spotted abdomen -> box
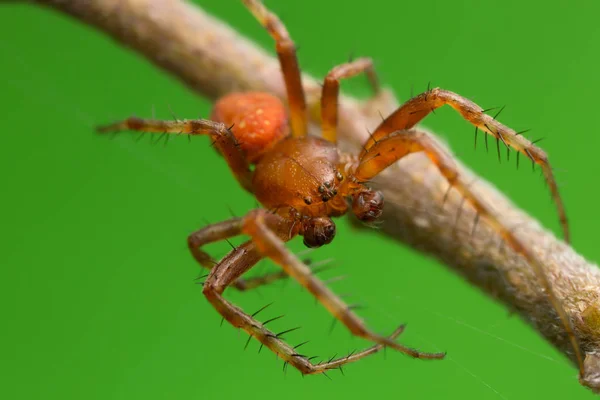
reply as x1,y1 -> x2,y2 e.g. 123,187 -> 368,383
210,92 -> 289,163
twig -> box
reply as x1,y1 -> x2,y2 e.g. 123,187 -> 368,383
12,0 -> 600,391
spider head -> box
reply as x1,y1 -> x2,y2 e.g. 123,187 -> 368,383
352,189 -> 384,223
302,217 -> 336,248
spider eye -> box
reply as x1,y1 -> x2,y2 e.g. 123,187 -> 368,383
352,190 -> 384,223
302,217 -> 336,248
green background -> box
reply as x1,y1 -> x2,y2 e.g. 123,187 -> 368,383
2,0 -> 599,399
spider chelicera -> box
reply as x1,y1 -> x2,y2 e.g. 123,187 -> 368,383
97,0 -> 582,377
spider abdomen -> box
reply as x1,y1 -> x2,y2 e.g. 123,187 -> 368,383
211,92 -> 289,163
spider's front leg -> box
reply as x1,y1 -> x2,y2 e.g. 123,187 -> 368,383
353,129 -> 584,377
242,209 -> 445,361
189,218 -> 310,292
188,217 -> 267,291
96,118 -> 252,192
199,215 -> 406,374
362,88 -> 569,243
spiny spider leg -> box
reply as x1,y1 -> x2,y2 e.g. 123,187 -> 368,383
354,129 -> 584,376
242,0 -> 307,138
239,258 -> 339,291
189,219 -> 314,292
242,209 -> 445,360
200,217 -> 410,374
96,118 -> 252,192
321,57 -> 380,143
188,217 -> 263,291
361,88 -> 569,243
188,217 -> 244,270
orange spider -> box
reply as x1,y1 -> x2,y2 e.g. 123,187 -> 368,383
97,0 -> 581,377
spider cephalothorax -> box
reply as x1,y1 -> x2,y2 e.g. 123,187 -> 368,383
98,0 -> 582,378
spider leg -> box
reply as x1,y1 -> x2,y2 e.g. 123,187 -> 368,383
188,218 -> 294,292
242,209 -> 445,360
201,217 -> 407,374
321,57 -> 380,143
188,217 -> 258,291
237,257 -> 338,291
243,0 -> 307,138
361,87 -> 569,243
96,117 -> 252,192
353,129 -> 584,377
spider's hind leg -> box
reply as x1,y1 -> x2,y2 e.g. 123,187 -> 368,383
97,117 -> 253,192
243,0 -> 307,138
320,57 -> 380,143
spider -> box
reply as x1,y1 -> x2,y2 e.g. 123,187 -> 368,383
97,0 -> 581,376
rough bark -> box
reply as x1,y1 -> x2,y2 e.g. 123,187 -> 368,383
10,0 -> 600,391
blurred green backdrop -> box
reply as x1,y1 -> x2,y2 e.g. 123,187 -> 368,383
2,1 -> 599,399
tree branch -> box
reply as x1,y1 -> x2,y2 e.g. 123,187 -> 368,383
17,0 -> 600,391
